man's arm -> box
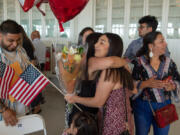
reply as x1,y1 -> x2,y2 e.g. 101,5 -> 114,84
124,38 -> 143,61
0,99 -> 18,126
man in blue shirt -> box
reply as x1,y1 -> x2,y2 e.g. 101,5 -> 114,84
124,15 -> 170,60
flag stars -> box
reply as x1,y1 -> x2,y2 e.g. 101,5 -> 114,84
20,65 -> 40,85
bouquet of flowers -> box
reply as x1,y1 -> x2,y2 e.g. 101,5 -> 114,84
55,44 -> 84,94
54,44 -> 84,127
60,45 -> 83,73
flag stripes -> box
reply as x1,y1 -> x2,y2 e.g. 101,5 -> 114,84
9,64 -> 49,106
0,61 -> 14,99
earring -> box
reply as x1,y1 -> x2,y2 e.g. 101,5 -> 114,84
149,48 -> 153,58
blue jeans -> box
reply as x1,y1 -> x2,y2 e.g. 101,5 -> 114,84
133,98 -> 171,135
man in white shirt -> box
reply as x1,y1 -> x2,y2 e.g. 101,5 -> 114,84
31,30 -> 46,71
30,30 -> 46,114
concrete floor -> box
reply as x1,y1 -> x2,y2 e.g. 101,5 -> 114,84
30,76 -> 180,135
31,76 -> 65,135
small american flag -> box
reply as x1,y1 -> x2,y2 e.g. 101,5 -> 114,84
9,64 -> 49,106
0,61 -> 15,99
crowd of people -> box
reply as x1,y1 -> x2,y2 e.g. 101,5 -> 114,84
63,15 -> 180,135
0,15 -> 180,135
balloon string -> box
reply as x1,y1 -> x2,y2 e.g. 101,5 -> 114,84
36,0 -> 46,16
36,6 -> 46,16
59,22 -> 64,32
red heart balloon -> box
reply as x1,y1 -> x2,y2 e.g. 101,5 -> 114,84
18,0 -> 48,15
18,0 -> 36,12
48,0 -> 89,32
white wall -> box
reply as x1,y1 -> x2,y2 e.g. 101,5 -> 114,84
167,39 -> 180,71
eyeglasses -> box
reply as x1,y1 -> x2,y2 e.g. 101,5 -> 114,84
138,25 -> 149,29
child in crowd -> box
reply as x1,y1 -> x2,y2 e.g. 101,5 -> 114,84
62,112 -> 98,135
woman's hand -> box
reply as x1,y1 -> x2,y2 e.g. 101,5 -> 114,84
64,94 -> 76,104
164,81 -> 176,91
141,76 -> 165,89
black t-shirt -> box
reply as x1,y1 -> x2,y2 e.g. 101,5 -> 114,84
68,80 -> 98,126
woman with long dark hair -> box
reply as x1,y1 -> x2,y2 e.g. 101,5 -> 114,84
65,33 -> 135,135
19,25 -> 36,63
77,27 -> 94,46
132,31 -> 180,135
66,32 -> 102,126
20,25 -> 43,114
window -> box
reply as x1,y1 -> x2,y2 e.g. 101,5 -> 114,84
32,7 -> 42,35
149,0 -> 163,31
20,7 -> 30,36
45,4 -> 55,38
112,24 -> 124,36
167,23 -> 174,37
7,0 -> 16,20
0,0 -> 3,23
129,24 -> 137,39
95,25 -> 104,33
60,22 -> 70,38
129,0 -> 143,39
95,0 -> 108,32
112,0 -> 124,37
168,0 -> 180,38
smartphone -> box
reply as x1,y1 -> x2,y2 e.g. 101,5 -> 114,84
163,76 -> 172,82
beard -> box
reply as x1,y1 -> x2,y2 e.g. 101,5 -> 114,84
0,40 -> 17,52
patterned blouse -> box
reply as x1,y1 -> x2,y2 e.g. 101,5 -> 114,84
132,56 -> 180,103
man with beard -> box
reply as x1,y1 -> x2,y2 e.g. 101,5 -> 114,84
0,20 -> 29,126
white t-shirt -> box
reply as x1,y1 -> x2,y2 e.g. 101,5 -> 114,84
32,38 -> 46,64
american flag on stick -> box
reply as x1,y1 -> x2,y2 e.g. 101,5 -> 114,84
9,64 -> 49,106
0,61 -> 15,99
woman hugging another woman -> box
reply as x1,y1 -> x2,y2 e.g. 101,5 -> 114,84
65,33 -> 135,135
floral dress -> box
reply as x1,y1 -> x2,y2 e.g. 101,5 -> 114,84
101,88 -> 134,135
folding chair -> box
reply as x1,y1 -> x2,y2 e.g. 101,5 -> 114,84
0,114 -> 47,135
